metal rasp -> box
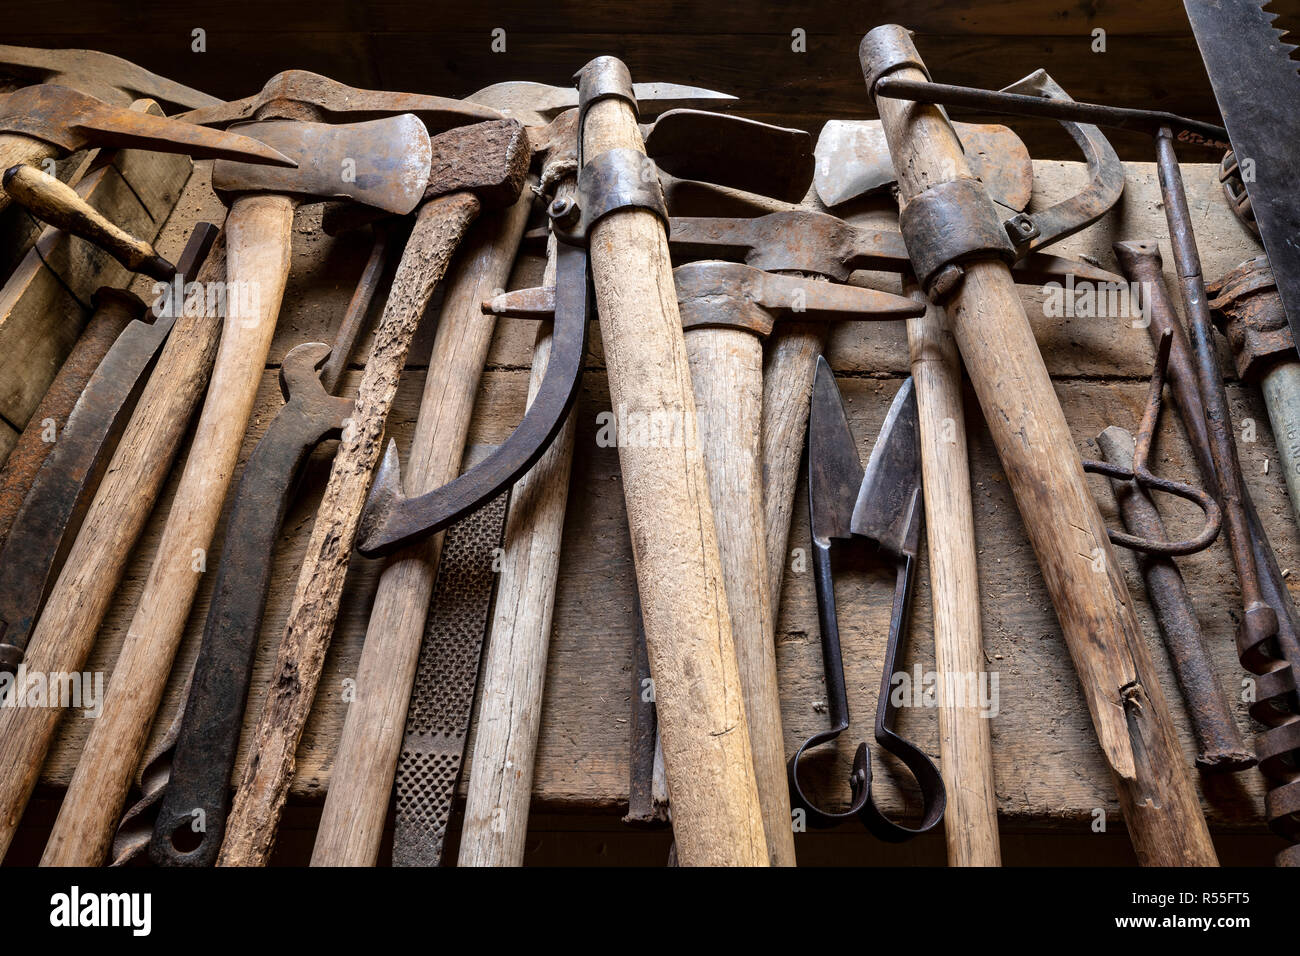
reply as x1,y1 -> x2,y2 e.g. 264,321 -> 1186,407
393,485 -> 508,867
1185,0 -> 1300,338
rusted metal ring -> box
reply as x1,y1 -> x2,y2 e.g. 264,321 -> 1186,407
1082,459 -> 1222,556
552,147 -> 669,246
859,25 -> 930,97
574,56 -> 638,118
898,177 -> 1016,299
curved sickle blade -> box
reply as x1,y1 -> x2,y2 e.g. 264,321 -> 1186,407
998,70 -> 1125,256
356,242 -> 589,557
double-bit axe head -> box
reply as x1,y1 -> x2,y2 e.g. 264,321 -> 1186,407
0,44 -> 221,111
213,114 -> 433,214
183,70 -> 501,132
0,84 -> 296,166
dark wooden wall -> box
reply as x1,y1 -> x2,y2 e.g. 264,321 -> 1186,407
12,0 -> 1297,159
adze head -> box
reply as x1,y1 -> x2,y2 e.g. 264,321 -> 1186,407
0,43 -> 221,110
0,84 -> 295,166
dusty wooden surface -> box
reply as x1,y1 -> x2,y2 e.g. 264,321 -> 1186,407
31,157 -> 1287,847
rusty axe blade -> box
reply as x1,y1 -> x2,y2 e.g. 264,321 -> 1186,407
0,44 -> 221,110
468,79 -> 737,128
213,115 -> 431,214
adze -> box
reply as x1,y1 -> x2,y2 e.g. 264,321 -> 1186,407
0,83 -> 293,213
147,231 -> 389,867
861,24 -> 1215,865
0,223 -> 217,675
489,261 -> 925,865
38,75 -> 501,867
217,118 -> 530,867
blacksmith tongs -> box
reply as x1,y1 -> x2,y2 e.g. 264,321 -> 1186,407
789,358 -> 945,841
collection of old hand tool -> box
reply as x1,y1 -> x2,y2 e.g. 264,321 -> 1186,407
0,0 -> 1296,868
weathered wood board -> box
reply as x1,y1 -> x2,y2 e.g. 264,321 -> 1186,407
29,157 -> 1286,851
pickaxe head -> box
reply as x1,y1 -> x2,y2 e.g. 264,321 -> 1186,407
318,118 -> 530,230
182,70 -> 500,131
0,43 -> 221,110
467,79 -> 737,129
0,84 -> 296,166
674,261 -> 923,335
212,114 -> 433,214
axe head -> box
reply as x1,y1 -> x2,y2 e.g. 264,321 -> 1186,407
213,114 -> 432,214
183,70 -> 500,132
0,44 -> 220,110
468,79 -> 737,128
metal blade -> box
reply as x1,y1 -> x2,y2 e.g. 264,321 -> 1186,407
1185,0 -> 1300,338
850,377 -> 921,559
468,80 -> 735,128
0,44 -> 221,110
808,355 -> 863,543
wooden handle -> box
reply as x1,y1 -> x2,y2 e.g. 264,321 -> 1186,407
686,326 -> 796,866
39,194 -> 294,867
874,53 -> 1215,866
761,322 -> 827,614
0,134 -> 59,215
458,214 -> 578,867
0,235 -> 227,859
3,163 -> 173,280
582,90 -> 766,866
904,286 -> 1001,867
310,191 -> 532,867
218,192 -> 481,867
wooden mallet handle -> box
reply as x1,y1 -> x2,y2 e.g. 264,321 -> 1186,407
4,162 -> 175,280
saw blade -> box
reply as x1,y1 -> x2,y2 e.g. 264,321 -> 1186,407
1185,0 -> 1300,338
392,490 -> 507,867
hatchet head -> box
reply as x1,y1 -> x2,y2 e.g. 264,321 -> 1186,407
212,114 -> 432,213
0,84 -> 296,166
0,44 -> 220,110
183,70 -> 500,132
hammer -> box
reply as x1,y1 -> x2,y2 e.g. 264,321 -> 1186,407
217,118 -> 530,867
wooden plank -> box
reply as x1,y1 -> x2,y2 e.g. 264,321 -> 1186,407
30,160 -> 1285,839
0,105 -> 191,433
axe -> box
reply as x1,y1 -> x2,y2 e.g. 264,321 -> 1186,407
0,43 -> 221,110
0,83 -> 293,213
860,24 -> 1216,865
36,72 -> 498,868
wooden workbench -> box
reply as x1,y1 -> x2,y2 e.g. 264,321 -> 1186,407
28,157 -> 1291,862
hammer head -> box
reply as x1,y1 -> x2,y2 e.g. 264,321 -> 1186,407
0,44 -> 220,110
183,70 -> 500,131
212,114 -> 432,214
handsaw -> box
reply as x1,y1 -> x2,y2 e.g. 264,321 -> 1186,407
1185,0 -> 1300,339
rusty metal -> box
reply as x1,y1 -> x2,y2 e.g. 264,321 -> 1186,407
1218,151 -> 1260,241
550,147 -> 669,245
0,44 -> 221,110
213,115 -> 432,215
393,487 -> 508,866
873,75 -> 1230,150
625,595 -> 669,826
1208,255 -> 1294,382
667,209 -> 1123,286
0,223 -> 217,674
0,84 -> 295,166
1096,425 -> 1254,772
181,70 -> 500,131
1081,331 -> 1222,558
150,231 -> 389,866
467,79 -> 736,130
1117,238 -> 1300,865
898,177 -> 1017,297
813,119 -> 1032,210
792,364 -> 946,840
0,289 -> 136,549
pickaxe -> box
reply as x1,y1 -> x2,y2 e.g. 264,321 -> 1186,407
36,73 -> 504,867
488,260 -> 924,865
0,83 -> 293,213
